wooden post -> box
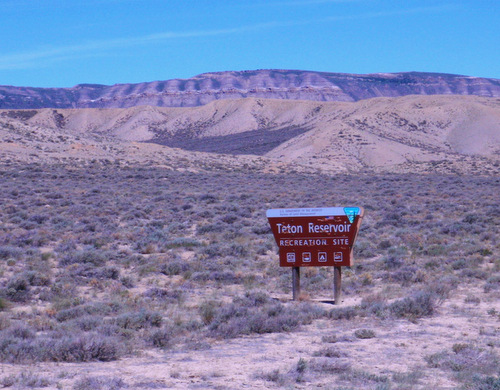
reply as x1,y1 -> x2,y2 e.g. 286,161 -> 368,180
334,266 -> 342,304
292,267 -> 300,301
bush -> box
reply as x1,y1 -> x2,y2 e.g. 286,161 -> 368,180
328,306 -> 359,320
383,256 -> 404,269
68,265 -> 120,280
143,288 -> 183,303
0,245 -> 22,260
0,331 -> 120,363
355,240 -> 377,258
313,346 -> 345,358
309,357 -> 351,374
52,333 -> 120,362
73,315 -> 102,332
120,276 -> 135,288
115,310 -> 163,330
146,327 -> 173,348
199,300 -> 220,325
73,376 -> 126,390
7,325 -> 35,340
163,237 -> 201,249
2,276 -> 31,302
160,260 -> 190,276
468,375 -> 500,390
1,271 -> 51,304
354,329 -> 376,339
427,276 -> 458,302
207,292 -> 324,339
390,266 -> 426,285
389,291 -> 435,320
484,275 -> 500,293
426,345 -> 498,376
256,369 -> 287,385
0,372 -> 51,388
60,249 -> 106,267
209,271 -> 242,284
360,294 -> 388,317
20,270 -> 51,286
56,306 -> 86,322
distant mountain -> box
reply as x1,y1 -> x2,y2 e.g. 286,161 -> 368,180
1,70 -> 500,109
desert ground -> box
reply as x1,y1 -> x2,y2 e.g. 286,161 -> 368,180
0,95 -> 499,389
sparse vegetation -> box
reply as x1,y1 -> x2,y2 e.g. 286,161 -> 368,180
426,344 -> 500,389
0,162 -> 498,388
0,372 -> 52,388
354,329 -> 376,339
73,376 -> 126,390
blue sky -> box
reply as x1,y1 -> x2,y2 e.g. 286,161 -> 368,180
1,0 -> 498,87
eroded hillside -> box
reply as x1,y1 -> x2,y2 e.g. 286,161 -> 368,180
0,95 -> 499,174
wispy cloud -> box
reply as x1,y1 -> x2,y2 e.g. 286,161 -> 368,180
0,4 -> 456,71
0,23 -> 277,71
257,0 -> 366,6
321,4 -> 459,21
2,0 -> 144,11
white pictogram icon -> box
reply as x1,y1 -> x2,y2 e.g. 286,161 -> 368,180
318,252 -> 327,262
334,252 -> 343,262
302,252 -> 311,262
287,253 -> 296,263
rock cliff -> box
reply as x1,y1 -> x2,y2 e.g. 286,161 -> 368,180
1,70 -> 499,109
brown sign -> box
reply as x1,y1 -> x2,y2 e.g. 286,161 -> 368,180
267,207 -> 364,267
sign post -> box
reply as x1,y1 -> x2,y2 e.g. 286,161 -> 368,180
334,266 -> 342,304
267,207 -> 364,302
292,267 -> 300,300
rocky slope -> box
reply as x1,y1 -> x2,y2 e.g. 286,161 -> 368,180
1,70 -> 500,109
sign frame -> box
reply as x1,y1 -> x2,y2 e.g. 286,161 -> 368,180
267,206 -> 364,302
267,207 -> 364,267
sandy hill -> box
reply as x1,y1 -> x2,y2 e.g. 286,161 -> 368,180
0,95 -> 499,174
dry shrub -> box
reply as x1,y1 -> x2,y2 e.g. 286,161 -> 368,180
309,357 -> 351,374
389,291 -> 436,320
207,291 -> 325,339
426,344 -> 499,376
73,376 -> 126,390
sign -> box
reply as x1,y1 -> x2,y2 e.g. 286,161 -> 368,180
267,207 -> 364,267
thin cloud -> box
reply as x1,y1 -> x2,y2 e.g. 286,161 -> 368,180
0,4 -> 456,71
322,4 -> 459,21
0,24 -> 276,71
2,0 -> 145,10
259,0 -> 365,5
